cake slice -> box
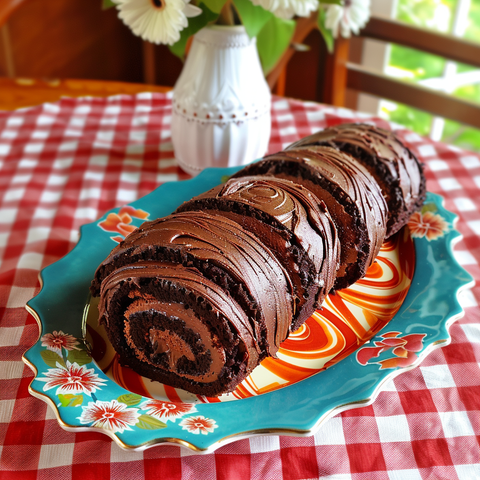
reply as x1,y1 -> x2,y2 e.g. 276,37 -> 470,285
233,146 -> 388,290
287,123 -> 426,237
91,210 -> 295,395
97,261 -> 261,396
176,175 -> 340,330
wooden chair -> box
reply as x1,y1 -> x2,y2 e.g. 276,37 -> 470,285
323,14 -> 480,130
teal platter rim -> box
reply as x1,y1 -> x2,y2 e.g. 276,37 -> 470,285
23,166 -> 475,452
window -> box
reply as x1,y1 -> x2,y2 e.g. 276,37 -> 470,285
362,0 -> 480,151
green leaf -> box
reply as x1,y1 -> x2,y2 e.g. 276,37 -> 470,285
220,175 -> 232,183
58,394 -> 83,407
317,8 -> 334,53
421,203 -> 438,214
41,350 -> 66,369
318,0 -> 342,4
232,0 -> 272,38
102,0 -> 116,9
200,0 -> 227,15
117,393 -> 143,406
67,349 -> 92,366
136,414 -> 167,430
256,16 -> 295,75
169,6 -> 219,60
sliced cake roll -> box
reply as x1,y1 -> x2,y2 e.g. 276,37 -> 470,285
233,146 -> 388,290
90,122 -> 427,397
176,175 -> 340,331
288,123 -> 426,237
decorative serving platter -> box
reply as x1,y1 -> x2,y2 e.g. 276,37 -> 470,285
24,166 -> 474,452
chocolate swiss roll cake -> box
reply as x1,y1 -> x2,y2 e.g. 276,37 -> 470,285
96,262 -> 260,396
287,123 -> 426,237
176,175 -> 340,330
91,122 -> 426,397
233,146 -> 388,290
91,211 -> 294,396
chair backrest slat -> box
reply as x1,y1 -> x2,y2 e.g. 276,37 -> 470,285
347,63 -> 480,129
324,15 -> 480,129
363,16 -> 480,69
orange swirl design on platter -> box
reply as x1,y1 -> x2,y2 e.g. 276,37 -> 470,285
85,228 -> 414,404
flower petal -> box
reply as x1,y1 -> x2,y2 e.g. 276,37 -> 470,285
402,334 -> 426,353
356,346 -> 384,365
250,0 -> 318,20
115,0 -> 191,45
184,4 -> 202,17
325,0 -> 371,39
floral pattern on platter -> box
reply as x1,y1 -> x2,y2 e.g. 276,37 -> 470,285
41,330 -> 81,355
179,416 -> 218,435
408,203 -> 449,241
97,205 -> 149,243
356,331 -> 427,369
39,362 -> 107,396
78,399 -> 141,434
141,399 -> 198,423
36,331 -> 216,434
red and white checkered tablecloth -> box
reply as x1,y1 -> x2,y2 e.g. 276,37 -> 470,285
1,92 -> 479,479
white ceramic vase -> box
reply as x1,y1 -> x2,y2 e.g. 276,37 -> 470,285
171,25 -> 271,176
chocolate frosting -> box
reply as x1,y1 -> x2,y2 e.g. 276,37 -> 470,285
235,146 -> 388,287
184,175 -> 340,320
287,124 -> 426,236
282,146 -> 388,271
219,175 -> 339,282
98,211 -> 294,357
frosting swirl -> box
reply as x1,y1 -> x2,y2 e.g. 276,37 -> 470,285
219,175 -> 340,303
176,175 -> 340,327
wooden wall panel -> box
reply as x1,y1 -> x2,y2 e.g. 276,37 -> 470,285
0,0 -> 146,82
150,44 -> 183,88
283,29 -> 325,102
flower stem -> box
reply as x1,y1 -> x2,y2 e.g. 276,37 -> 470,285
217,0 -> 236,26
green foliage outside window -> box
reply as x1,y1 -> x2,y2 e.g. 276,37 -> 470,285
380,0 -> 480,152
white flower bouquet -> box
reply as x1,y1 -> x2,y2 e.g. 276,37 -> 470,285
103,0 -> 371,77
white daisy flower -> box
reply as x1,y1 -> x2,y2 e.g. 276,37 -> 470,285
250,0 -> 319,20
113,0 -> 202,46
325,0 -> 371,39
